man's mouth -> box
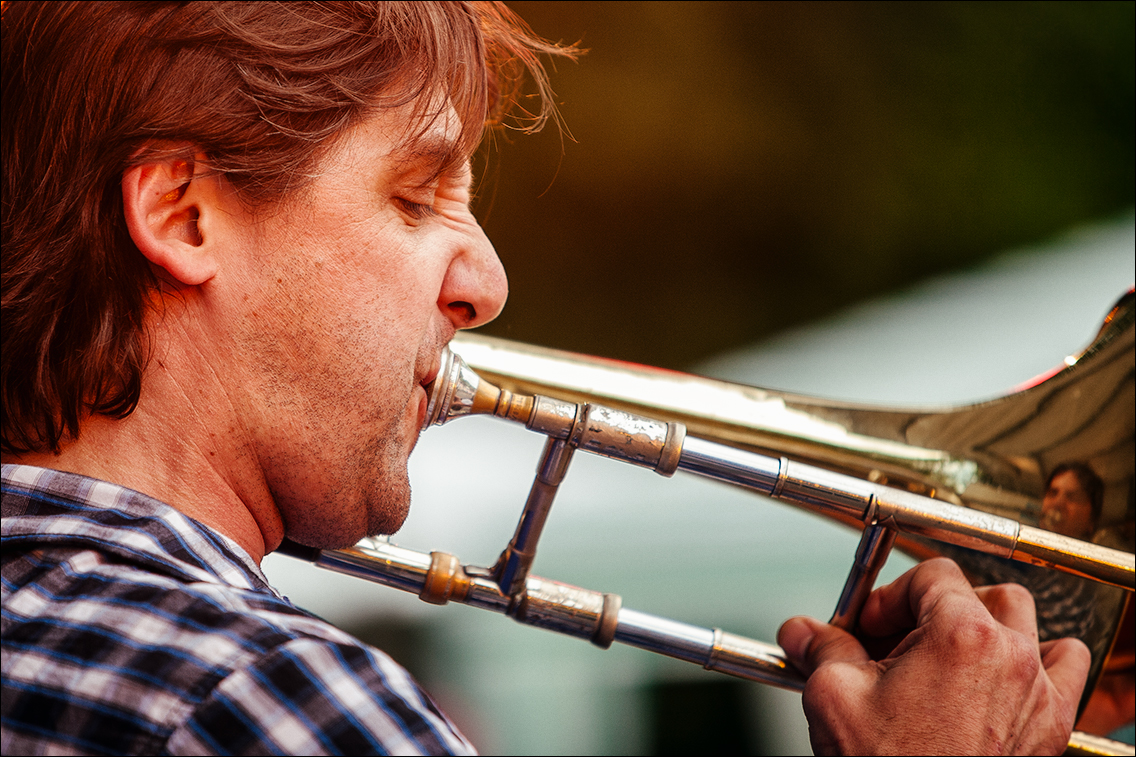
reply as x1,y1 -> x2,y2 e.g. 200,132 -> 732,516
416,353 -> 444,431
419,356 -> 441,397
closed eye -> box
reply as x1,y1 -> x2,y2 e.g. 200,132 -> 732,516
394,197 -> 438,220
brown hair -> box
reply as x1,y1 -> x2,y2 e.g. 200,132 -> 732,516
1047,461 -> 1105,524
2,1 -> 576,454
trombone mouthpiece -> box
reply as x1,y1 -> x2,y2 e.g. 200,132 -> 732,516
423,346 -> 685,477
423,347 -> 483,428
423,346 -> 534,429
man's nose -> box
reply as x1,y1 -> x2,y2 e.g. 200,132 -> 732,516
439,223 -> 508,330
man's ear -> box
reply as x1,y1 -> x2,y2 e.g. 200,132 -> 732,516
122,153 -> 221,286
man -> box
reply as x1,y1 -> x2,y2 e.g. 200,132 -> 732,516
3,3 -> 556,752
2,2 -> 1091,754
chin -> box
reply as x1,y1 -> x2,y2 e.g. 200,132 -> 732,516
282,466 -> 412,550
275,404 -> 423,546
367,483 -> 412,537
367,449 -> 414,533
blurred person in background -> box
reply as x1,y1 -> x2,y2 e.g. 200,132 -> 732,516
1,2 -> 1092,754
1040,462 -> 1103,541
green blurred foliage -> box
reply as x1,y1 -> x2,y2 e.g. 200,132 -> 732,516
473,1 -> 1134,369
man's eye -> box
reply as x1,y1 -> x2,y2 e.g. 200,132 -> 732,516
395,197 -> 437,220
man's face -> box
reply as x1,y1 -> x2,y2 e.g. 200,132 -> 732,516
214,104 -> 507,549
1039,470 -> 1095,540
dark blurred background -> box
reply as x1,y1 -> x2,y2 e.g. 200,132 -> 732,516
472,1 -> 1135,370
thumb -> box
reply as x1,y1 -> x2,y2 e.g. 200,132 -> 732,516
778,616 -> 871,676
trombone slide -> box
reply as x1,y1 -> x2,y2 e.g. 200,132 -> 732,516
277,536 -> 806,691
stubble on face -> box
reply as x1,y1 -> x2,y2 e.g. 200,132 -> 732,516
242,317 -> 454,550
237,337 -> 411,548
225,109 -> 461,551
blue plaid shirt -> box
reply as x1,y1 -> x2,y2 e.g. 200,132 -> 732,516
1,464 -> 475,755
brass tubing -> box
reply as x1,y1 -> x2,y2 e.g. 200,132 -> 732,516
1013,525 -> 1135,590
406,321 -> 1136,752
494,437 -> 576,596
281,539 -> 1129,753
423,341 -> 1134,586
676,436 -> 781,494
295,538 -> 804,686
830,517 -> 898,632
675,433 -> 1132,589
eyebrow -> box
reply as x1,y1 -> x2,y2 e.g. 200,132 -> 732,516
389,136 -> 471,186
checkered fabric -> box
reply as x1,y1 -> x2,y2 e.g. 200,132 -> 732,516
1,464 -> 475,755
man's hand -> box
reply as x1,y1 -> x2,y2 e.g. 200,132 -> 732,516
777,558 -> 1091,755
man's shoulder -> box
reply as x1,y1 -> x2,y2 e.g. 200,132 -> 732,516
3,535 -> 352,648
2,463 -> 272,589
1,463 -> 378,686
2,462 -> 375,661
1,466 -> 476,755
166,632 -> 467,755
3,545 -> 470,754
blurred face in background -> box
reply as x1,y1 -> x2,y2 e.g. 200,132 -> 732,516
1039,470 -> 1095,540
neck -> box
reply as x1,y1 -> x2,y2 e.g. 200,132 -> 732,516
3,317 -> 283,564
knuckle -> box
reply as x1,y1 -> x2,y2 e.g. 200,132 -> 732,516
922,556 -> 966,582
938,606 -> 1001,656
983,581 -> 1035,614
935,604 -> 1044,684
807,633 -> 844,667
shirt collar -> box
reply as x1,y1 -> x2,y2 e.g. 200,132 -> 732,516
1,463 -> 279,597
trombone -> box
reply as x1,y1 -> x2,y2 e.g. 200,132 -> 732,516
281,289 -> 1135,755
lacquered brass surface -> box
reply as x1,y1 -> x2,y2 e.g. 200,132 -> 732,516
449,289 -> 1135,738
452,291 -> 1134,527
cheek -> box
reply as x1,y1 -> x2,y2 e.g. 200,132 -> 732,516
313,220 -> 434,303
238,209 -> 445,368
